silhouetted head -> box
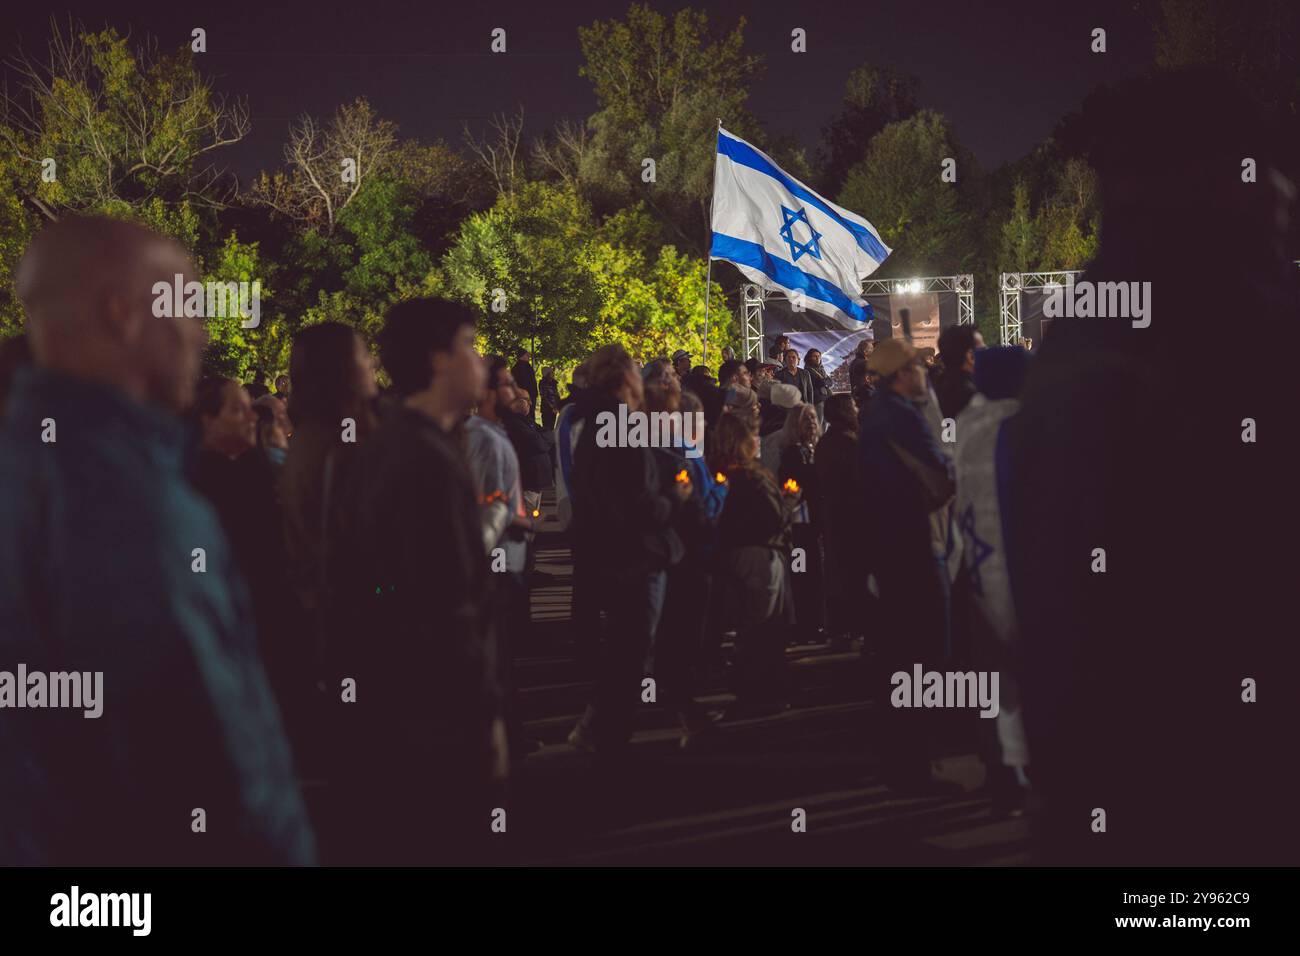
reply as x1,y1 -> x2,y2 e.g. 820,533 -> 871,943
17,215 -> 203,411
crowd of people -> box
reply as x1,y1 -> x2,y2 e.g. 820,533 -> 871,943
0,211 -> 1028,866
0,69 -> 1287,870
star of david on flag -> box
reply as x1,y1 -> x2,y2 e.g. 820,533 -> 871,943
958,502 -> 995,597
779,205 -> 822,262
708,126 -> 891,325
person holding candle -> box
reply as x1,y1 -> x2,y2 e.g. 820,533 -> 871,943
778,402 -> 825,644
712,414 -> 797,718
567,344 -> 687,757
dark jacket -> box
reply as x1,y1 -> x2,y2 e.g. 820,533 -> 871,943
806,362 -> 832,405
652,447 -> 723,557
849,355 -> 870,392
539,377 -> 561,419
191,445 -> 300,706
815,426 -> 868,570
717,464 -> 791,552
280,419 -> 355,613
775,366 -> 815,406
502,410 -> 553,492
512,360 -> 538,407
937,369 -> 978,420
325,406 -> 501,739
778,442 -> 822,526
758,399 -> 787,437
570,396 -> 681,573
0,368 -> 313,865
857,387 -> 955,565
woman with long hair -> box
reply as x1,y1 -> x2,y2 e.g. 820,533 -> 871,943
713,414 -> 796,716
804,347 -> 831,422
279,323 -> 378,775
188,377 -> 297,724
281,322 -> 378,616
777,403 -> 825,642
815,393 -> 869,649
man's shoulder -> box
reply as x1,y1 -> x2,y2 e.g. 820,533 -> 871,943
466,416 -> 517,461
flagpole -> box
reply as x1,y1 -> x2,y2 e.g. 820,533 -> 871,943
702,117 -> 722,369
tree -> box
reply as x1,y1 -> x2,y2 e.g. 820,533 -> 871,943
247,98 -> 397,234
838,111 -> 980,276
0,21 -> 248,222
441,182 -> 730,365
0,154 -> 36,338
531,118 -> 592,194
442,182 -> 603,361
1036,158 -> 1100,270
817,63 -> 920,197
999,179 -> 1037,273
577,3 -> 763,252
463,107 -> 526,199
199,232 -> 278,380
1148,0 -> 1298,118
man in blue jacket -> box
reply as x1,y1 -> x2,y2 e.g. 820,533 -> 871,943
857,338 -> 956,791
0,216 -> 314,865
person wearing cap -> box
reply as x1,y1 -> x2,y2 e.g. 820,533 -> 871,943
858,336 -> 956,793
671,349 -> 692,380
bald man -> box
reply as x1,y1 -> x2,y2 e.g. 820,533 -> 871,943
0,216 -> 315,865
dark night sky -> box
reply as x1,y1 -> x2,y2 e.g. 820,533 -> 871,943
4,1 -> 1155,184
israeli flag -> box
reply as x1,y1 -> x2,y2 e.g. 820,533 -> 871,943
710,126 -> 891,324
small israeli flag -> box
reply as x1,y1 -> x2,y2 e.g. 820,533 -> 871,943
710,126 -> 891,324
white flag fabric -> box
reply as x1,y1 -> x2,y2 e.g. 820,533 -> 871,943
709,126 -> 891,325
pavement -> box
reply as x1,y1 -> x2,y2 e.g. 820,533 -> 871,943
494,500 -> 1033,866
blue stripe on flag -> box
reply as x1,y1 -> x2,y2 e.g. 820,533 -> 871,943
710,232 -> 874,324
717,132 -> 890,265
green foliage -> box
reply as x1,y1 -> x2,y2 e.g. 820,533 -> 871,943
443,182 -> 605,361
0,157 -> 37,339
199,232 -> 277,380
578,3 -> 763,251
0,7 -> 1160,363
818,63 -> 920,196
5,26 -> 241,219
839,111 -> 980,277
999,180 -> 1036,274
442,182 -> 731,367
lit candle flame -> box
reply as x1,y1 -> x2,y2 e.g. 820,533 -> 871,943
783,478 -> 800,494
675,469 -> 690,484
715,472 -> 727,484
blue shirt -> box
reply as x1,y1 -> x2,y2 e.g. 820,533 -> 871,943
0,367 -> 314,865
857,387 -> 955,561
